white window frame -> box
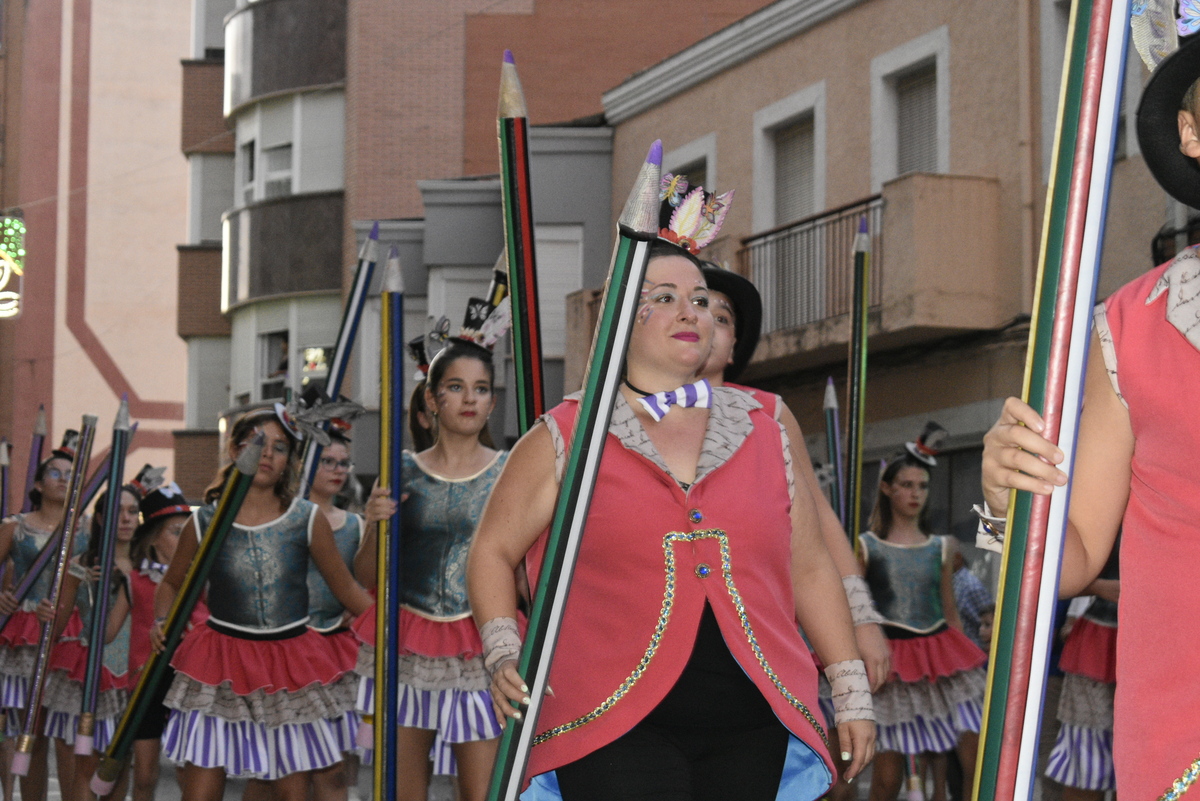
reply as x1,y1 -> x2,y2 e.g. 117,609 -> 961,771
871,26 -> 950,192
664,133 -> 718,192
752,81 -> 826,232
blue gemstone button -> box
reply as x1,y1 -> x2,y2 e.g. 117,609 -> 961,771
695,563 -> 711,578
689,509 -> 702,524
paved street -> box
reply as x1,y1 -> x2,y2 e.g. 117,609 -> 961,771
18,754 -> 457,801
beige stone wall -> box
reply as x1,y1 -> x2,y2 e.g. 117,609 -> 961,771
52,0 -> 190,473
610,0 -> 1030,285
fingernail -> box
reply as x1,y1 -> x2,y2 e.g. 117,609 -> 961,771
521,683 -> 529,693
512,711 -> 522,720
846,776 -> 854,784
521,696 -> 532,705
841,751 -> 851,762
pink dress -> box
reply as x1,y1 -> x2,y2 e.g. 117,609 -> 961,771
1097,250 -> 1200,798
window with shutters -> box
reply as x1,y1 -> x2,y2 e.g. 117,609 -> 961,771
263,144 -> 293,199
774,114 -> 816,225
895,63 -> 937,176
870,26 -> 949,191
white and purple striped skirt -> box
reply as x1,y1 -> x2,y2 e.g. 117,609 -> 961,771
1045,723 -> 1115,791
397,683 -> 502,744
163,709 -> 345,781
873,666 -> 986,755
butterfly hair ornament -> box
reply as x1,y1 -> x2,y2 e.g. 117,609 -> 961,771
656,173 -> 734,256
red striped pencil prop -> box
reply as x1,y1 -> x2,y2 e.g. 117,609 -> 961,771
76,398 -> 131,755
19,405 -> 46,514
973,1 -> 1126,798
300,222 -> 381,495
498,50 -> 545,433
845,217 -> 870,552
484,140 -> 662,801
91,434 -> 263,793
12,415 -> 98,775
372,248 -> 404,801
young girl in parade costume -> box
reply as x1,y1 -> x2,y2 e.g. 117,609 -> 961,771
0,433 -> 89,801
860,438 -> 986,801
44,484 -> 141,801
354,337 -> 509,801
152,406 -> 372,801
125,476 -> 193,801
1043,546 -> 1118,800
978,5 -> 1200,797
696,259 -> 891,797
302,427 -> 393,801
469,178 -> 874,801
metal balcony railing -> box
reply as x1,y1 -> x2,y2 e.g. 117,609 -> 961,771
739,196 -> 885,334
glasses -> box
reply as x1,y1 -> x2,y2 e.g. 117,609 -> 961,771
319,457 -> 354,472
45,468 -> 73,481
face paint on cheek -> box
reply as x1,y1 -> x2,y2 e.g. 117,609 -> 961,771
637,305 -> 653,325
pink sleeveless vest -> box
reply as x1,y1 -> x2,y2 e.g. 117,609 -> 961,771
1104,261 -> 1200,797
523,397 -> 833,783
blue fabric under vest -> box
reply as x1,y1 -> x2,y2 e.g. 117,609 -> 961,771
197,498 -> 316,632
399,451 -> 507,620
11,514 -> 88,607
306,512 -> 362,631
861,531 -> 947,633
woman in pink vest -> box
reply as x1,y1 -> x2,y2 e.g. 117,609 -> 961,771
468,179 -> 875,801
979,5 -> 1200,797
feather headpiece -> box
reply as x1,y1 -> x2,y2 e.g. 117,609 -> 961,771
1132,0 -> 1181,71
656,174 -> 733,255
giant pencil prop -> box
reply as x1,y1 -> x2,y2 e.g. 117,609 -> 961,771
371,248 -> 404,801
822,377 -> 846,528
1,438 -> 10,521
498,50 -> 545,432
91,434 -> 264,793
0,421 -> 139,638
12,415 -> 98,774
20,405 -> 46,514
845,218 -> 871,550
972,0 -> 1126,799
75,398 -> 131,755
485,141 -> 662,801
300,222 -> 380,495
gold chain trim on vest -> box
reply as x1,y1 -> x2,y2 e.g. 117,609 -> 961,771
1159,756 -> 1200,801
532,528 -> 827,748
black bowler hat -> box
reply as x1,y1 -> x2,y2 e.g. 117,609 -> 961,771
701,262 -> 763,382
1139,38 -> 1200,208
132,481 -> 191,544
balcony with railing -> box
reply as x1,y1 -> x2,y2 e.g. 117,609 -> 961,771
737,172 -> 1020,378
742,196 -> 884,333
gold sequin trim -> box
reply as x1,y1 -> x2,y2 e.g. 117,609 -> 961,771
533,528 -> 827,748
1160,755 -> 1200,801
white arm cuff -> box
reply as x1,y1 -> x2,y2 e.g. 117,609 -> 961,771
824,659 -> 875,724
842,575 -> 886,626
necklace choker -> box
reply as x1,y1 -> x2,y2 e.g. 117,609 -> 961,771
623,380 -> 653,397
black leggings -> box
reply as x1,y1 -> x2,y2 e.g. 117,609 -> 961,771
554,605 -> 789,801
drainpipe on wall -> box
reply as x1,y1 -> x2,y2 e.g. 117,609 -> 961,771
1019,0 -> 1038,311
